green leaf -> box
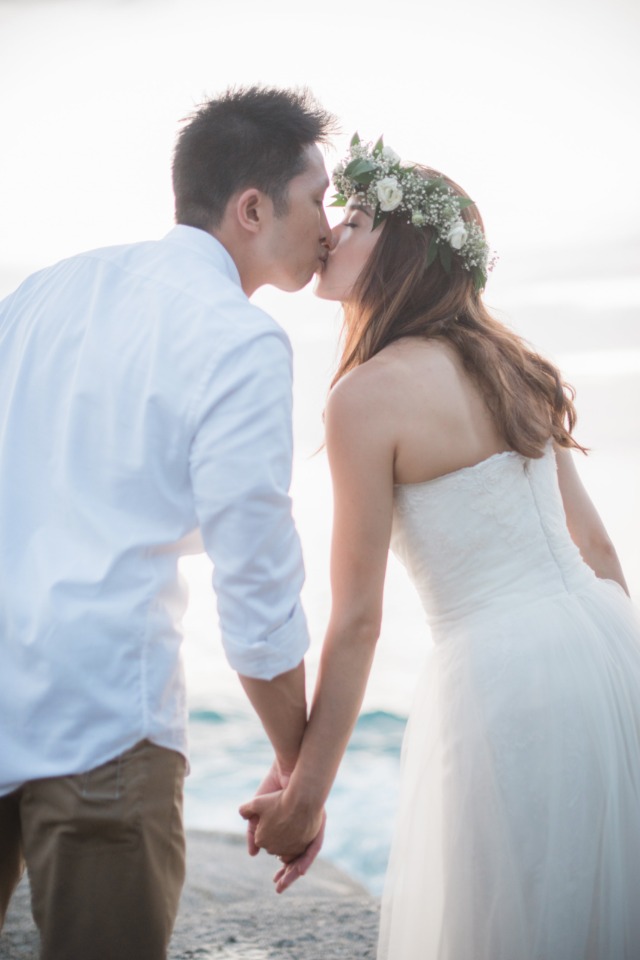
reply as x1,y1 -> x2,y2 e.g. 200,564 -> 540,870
372,206 -> 387,230
329,196 -> 347,207
343,157 -> 376,188
426,235 -> 439,268
472,266 -> 486,291
458,198 -> 475,210
344,158 -> 376,178
423,177 -> 446,194
372,135 -> 385,156
439,243 -> 452,273
350,131 -> 361,148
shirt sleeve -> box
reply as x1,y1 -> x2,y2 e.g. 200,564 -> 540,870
189,325 -> 310,680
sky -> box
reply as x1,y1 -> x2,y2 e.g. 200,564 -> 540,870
0,0 -> 638,550
1,0 -> 639,665
1,0 -> 639,291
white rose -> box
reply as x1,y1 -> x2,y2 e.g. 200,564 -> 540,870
376,177 -> 403,212
446,221 -> 468,250
381,145 -> 401,164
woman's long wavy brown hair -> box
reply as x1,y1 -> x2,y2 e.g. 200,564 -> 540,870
332,166 -> 585,458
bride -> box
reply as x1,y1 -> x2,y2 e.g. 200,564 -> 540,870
241,136 -> 640,959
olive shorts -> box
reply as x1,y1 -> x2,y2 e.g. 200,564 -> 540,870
0,739 -> 186,960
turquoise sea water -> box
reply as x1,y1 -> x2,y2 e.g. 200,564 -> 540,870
185,709 -> 406,895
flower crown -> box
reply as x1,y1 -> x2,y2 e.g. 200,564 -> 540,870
331,134 -> 495,291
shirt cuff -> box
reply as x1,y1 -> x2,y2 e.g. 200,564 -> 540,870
222,602 -> 310,681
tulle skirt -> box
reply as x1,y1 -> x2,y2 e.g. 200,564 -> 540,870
378,580 -> 640,960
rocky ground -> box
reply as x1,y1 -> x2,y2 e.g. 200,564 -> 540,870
0,830 -> 379,959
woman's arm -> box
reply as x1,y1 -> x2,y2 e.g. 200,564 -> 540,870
555,444 -> 629,595
240,370 -> 397,860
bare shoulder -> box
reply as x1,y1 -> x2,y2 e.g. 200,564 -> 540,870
324,355 -> 405,457
326,357 -> 392,422
327,338 -> 463,430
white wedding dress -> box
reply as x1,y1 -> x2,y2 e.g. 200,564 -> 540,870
378,446 -> 640,960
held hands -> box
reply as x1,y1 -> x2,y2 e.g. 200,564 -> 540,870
239,763 -> 325,894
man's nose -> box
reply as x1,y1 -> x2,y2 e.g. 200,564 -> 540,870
319,207 -> 336,250
321,230 -> 335,252
321,221 -> 336,251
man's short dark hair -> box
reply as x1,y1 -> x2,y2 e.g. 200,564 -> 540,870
172,85 -> 336,230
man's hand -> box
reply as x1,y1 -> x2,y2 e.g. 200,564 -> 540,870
244,761 -> 290,857
239,785 -> 324,862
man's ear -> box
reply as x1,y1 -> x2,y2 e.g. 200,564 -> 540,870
234,188 -> 270,235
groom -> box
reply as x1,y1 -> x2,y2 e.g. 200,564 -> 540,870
0,86 -> 334,959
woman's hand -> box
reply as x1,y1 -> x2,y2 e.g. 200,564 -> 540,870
239,785 -> 324,862
272,812 -> 327,893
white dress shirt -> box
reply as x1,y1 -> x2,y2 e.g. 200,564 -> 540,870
0,225 -> 309,795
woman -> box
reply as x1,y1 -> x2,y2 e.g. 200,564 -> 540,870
241,136 -> 640,959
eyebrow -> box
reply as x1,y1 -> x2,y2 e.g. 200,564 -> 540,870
348,203 -> 373,217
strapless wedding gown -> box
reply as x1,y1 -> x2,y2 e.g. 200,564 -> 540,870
378,446 -> 640,960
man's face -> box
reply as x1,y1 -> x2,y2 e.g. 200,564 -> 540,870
262,144 -> 332,292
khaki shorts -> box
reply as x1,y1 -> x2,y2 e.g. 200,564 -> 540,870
0,739 -> 186,960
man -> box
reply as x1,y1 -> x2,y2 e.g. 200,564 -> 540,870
0,86 -> 334,959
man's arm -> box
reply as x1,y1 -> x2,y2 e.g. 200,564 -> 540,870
238,663 -> 307,777
238,664 -> 316,869
189,326 -> 310,738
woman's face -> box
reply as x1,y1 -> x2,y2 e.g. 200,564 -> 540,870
314,196 -> 382,302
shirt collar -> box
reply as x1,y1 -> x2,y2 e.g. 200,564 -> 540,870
163,225 -> 242,290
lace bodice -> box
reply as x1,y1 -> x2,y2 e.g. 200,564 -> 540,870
391,446 -> 594,639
